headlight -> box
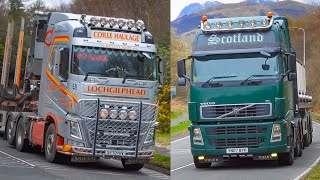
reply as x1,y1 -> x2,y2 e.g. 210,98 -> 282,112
227,20 -> 233,29
119,110 -> 128,120
238,20 -> 245,28
203,21 -> 211,30
250,19 -> 257,27
144,127 -> 155,144
216,21 -> 222,29
193,128 -> 204,145
128,110 -> 138,120
99,108 -> 109,119
271,124 -> 281,142
90,17 -> 99,25
100,17 -> 109,26
118,18 -> 127,28
109,109 -> 118,119
127,19 -> 135,29
136,20 -> 145,30
70,121 -> 82,140
109,18 -> 118,27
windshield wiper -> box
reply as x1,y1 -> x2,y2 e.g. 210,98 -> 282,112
240,74 -> 275,85
122,74 -> 147,84
201,75 -> 237,87
84,72 -> 109,81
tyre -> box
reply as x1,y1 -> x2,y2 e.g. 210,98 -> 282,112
294,125 -> 303,157
278,133 -> 294,166
121,159 -> 144,171
304,120 -> 311,147
6,116 -> 15,145
15,119 -> 30,152
45,123 -> 63,163
193,156 -> 211,168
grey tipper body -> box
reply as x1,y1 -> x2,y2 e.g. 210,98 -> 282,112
0,11 -> 162,169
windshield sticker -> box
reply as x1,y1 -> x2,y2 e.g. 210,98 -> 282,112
75,52 -> 107,62
208,33 -> 264,45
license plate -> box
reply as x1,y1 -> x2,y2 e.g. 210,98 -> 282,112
105,150 -> 125,156
226,148 -> 248,154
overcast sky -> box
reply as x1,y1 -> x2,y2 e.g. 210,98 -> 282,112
171,0 -> 306,21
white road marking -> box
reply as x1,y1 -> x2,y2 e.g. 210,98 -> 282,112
171,163 -> 194,172
171,136 -> 189,144
0,150 -> 35,167
293,121 -> 320,180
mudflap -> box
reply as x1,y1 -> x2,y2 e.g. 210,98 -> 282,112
71,156 -> 99,163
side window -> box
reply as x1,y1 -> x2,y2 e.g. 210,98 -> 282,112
49,48 -> 57,74
36,20 -> 47,42
59,48 -> 69,80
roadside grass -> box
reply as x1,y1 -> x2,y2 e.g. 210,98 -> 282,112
305,163 -> 320,180
171,108 -> 188,119
312,113 -> 320,121
171,120 -> 190,136
171,98 -> 188,120
156,130 -> 170,147
148,153 -> 170,169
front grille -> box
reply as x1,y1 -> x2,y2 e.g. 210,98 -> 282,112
201,103 -> 271,119
209,138 -> 264,148
206,125 -> 267,135
79,99 -> 158,154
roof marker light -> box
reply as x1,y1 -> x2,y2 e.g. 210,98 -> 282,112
202,15 -> 208,22
250,19 -> 257,28
118,18 -> 127,28
127,19 -> 135,29
238,20 -> 245,28
261,19 -> 268,26
203,21 -> 211,30
227,20 -> 233,29
100,17 -> 109,26
216,21 -> 222,29
136,20 -> 145,30
267,12 -> 273,18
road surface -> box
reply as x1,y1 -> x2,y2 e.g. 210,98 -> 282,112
171,122 -> 320,180
0,134 -> 169,180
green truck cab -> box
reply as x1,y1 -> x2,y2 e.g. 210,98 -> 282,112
177,13 -> 313,168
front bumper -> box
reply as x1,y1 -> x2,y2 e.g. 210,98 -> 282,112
58,146 -> 154,159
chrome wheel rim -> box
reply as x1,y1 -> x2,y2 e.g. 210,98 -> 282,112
17,126 -> 22,145
47,133 -> 54,155
7,121 -> 13,139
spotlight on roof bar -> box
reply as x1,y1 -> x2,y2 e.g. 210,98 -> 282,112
238,20 -> 245,28
127,19 -> 135,29
100,17 -> 109,26
109,18 -> 118,27
118,18 -> 127,28
261,19 -> 269,26
203,21 -> 211,30
90,17 -> 99,26
227,20 -> 233,29
136,20 -> 145,30
216,21 -> 222,29
250,19 -> 257,28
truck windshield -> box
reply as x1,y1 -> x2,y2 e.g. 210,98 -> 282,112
71,46 -> 157,80
192,54 -> 279,83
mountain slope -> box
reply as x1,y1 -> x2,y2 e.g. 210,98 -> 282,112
177,1 -> 223,19
172,0 -> 316,35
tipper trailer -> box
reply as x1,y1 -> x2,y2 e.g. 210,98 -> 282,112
0,11 -> 164,171
177,12 -> 313,168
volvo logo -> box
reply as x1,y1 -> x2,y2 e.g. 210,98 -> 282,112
231,108 -> 241,115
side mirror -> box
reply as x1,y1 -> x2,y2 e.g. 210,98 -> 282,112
177,59 -> 186,78
288,54 -> 296,72
288,72 -> 297,81
178,77 -> 186,86
158,57 -> 164,74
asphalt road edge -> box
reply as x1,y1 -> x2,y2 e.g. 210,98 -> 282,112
145,163 -> 170,175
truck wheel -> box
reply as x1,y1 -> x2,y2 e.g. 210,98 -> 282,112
45,123 -> 62,163
121,159 -> 144,171
193,156 -> 211,168
6,116 -> 15,145
278,135 -> 294,166
15,119 -> 30,152
304,121 -> 311,147
294,126 -> 303,157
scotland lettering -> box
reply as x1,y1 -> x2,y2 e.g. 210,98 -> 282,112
208,33 -> 264,45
